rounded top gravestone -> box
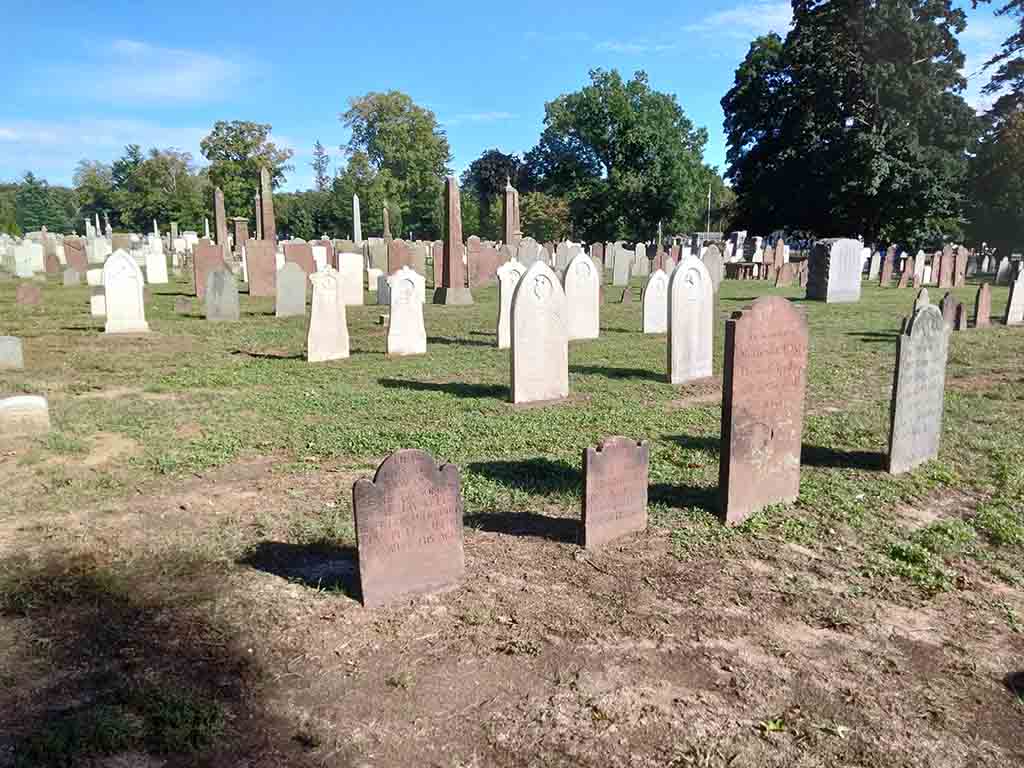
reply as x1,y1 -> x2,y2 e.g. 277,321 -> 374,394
510,261 -> 569,404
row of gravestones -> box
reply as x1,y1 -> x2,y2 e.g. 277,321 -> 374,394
346,290 -> 954,608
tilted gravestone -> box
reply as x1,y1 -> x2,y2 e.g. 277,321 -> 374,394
719,296 -> 808,525
275,262 -> 307,318
668,256 -> 714,384
581,437 -> 649,550
511,261 -> 569,404
642,269 -> 668,334
205,269 -> 240,322
806,238 -> 862,303
496,258 -> 526,350
353,449 -> 464,608
887,298 -> 949,474
938,245 -> 954,289
386,266 -> 427,356
562,252 -> 600,341
974,283 -> 992,328
0,336 -> 24,370
307,266 -> 350,363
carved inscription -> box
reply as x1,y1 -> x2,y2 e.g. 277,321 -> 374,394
353,449 -> 464,607
719,297 -> 808,526
582,437 -> 649,549
888,303 -> 948,474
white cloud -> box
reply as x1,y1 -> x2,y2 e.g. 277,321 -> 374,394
442,111 -> 518,127
595,41 -> 677,55
49,39 -> 244,105
683,2 -> 792,38
957,14 -> 1016,113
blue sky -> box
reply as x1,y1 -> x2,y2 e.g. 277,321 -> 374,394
0,0 -> 1014,191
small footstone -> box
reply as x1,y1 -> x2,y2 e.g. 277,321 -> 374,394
0,395 -> 50,437
63,269 -> 82,287
15,284 -> 41,306
621,288 -> 632,304
0,337 -> 25,370
582,437 -> 649,550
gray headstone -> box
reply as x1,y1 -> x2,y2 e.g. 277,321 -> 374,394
63,268 -> 82,287
806,239 -> 862,303
700,245 -> 724,292
888,300 -> 949,474
276,262 -> 307,318
0,336 -> 25,370
205,269 -> 240,322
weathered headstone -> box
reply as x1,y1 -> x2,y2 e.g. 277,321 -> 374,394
581,437 -> 649,550
621,287 -> 632,304
511,261 -> 569,404
337,252 -> 364,306
719,296 -> 808,525
145,245 -> 168,284
205,269 -> 240,322
307,267 -> 350,362
939,292 -> 956,329
62,268 -> 82,287
612,244 -> 631,286
806,239 -> 862,303
0,337 -> 24,370
996,257 -> 1011,285
246,240 -> 276,297
668,257 -> 713,384
953,246 -> 968,288
937,245 -> 954,289
193,243 -> 226,300
0,395 -> 50,437
642,269 -> 668,334
387,266 -> 427,356
868,251 -> 881,280
64,237 -> 87,271
468,238 -> 502,287
1004,268 -> 1024,326
496,258 -> 526,349
974,283 -> 992,328
888,299 -> 949,474
353,449 -> 464,608
563,253 -> 600,341
775,262 -> 798,288
174,296 -> 192,314
285,242 -> 315,275
103,249 -> 150,333
275,262 -> 307,318
435,176 -> 473,304
954,302 -> 968,331
879,248 -> 895,286
15,283 -> 41,306
701,245 -> 724,293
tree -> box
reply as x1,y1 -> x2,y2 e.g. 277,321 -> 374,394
524,69 -> 708,242
460,149 -> 520,240
341,91 -> 451,238
969,111 -> 1024,253
201,121 -> 294,218
73,160 -> 115,226
311,140 -> 331,192
974,0 -> 1023,121
521,191 -> 571,242
15,173 -> 53,231
722,1 -> 978,244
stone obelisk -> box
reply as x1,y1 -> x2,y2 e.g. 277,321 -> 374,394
434,176 -> 473,305
259,167 -> 277,247
353,194 -> 362,242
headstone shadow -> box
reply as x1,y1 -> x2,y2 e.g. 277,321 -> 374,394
464,510 -> 579,543
800,444 -> 886,470
231,349 -> 305,361
569,364 -> 664,382
378,378 -> 507,399
239,541 -> 360,600
426,335 -> 495,348
1005,671 -> 1024,701
648,483 -> 719,514
468,457 -> 580,495
666,434 -> 721,454
847,330 -> 901,344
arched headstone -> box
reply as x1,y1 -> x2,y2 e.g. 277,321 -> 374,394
307,266 -> 350,362
562,252 -> 600,341
642,269 -> 668,334
511,261 -> 568,404
103,249 -> 149,333
496,258 -> 526,350
387,266 -> 426,356
667,256 -> 713,384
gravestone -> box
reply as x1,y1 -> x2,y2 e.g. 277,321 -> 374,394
914,287 -> 930,312
496,258 -> 526,349
511,261 -> 569,404
435,176 -> 473,304
337,252 -> 364,305
369,240 -> 387,272
996,257 -> 1011,285
938,245 -> 954,289
103,249 -> 150,333
954,247 -> 968,287
591,242 -> 604,269
806,238 -> 862,303
581,437 -> 649,550
562,252 -> 600,341
0,395 -> 50,437
897,254 -> 915,289
63,268 -> 81,287
633,243 -> 650,277
246,240 -> 277,297
15,284 -> 41,306
642,269 -> 668,334
775,262 -> 797,288
469,238 -> 501,287
174,297 -> 192,314
974,283 -> 992,328
285,243 -> 315,275
518,237 -> 542,268
621,287 -> 632,304
193,242 -> 226,300
954,303 -> 968,331
1004,269 -> 1024,326
0,337 -> 24,370
701,245 -> 724,293
64,237 -> 87,271
668,256 -> 713,384
388,238 -> 413,273
275,262 -> 307,318
879,249 -> 895,286
612,245 -> 631,286
353,449 -> 464,608
87,268 -> 105,316
939,292 -> 956,329
888,298 -> 949,474
868,251 -> 881,280
205,269 -> 240,322
719,296 -> 808,525
145,246 -> 168,284
387,266 -> 427,356
307,266 -> 350,363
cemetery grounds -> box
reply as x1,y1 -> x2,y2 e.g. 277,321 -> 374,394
0,274 -> 1022,767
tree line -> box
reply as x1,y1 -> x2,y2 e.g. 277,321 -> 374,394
1,0 -> 1021,252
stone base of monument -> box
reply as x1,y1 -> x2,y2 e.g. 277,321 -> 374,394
433,287 -> 474,305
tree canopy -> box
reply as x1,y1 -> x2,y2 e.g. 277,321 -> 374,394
201,121 -> 293,219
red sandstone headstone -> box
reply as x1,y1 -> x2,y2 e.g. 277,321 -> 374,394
954,302 -> 967,331
581,437 -> 649,550
938,245 -> 954,289
468,237 -> 501,287
313,239 -> 336,269
953,246 -> 968,288
64,238 -> 87,272
246,240 -> 276,297
431,241 -> 443,287
879,248 -> 895,286
353,449 -> 464,608
939,292 -> 956,328
192,243 -> 227,300
974,283 -> 991,328
719,296 -> 808,526
775,262 -> 797,288
591,242 -> 605,269
897,254 -> 915,288
15,283 -> 41,306
388,238 -> 413,273
284,242 -> 315,275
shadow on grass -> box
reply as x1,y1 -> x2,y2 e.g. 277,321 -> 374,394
666,435 -> 721,454
847,331 -> 901,344
801,444 -> 887,470
239,541 -> 360,600
427,335 -> 495,348
464,511 -> 579,543
59,325 -> 100,332
230,349 -> 304,360
649,483 -> 719,514
379,378 -> 507,399
0,553 -> 318,767
570,364 -> 664,382
468,457 -> 580,496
